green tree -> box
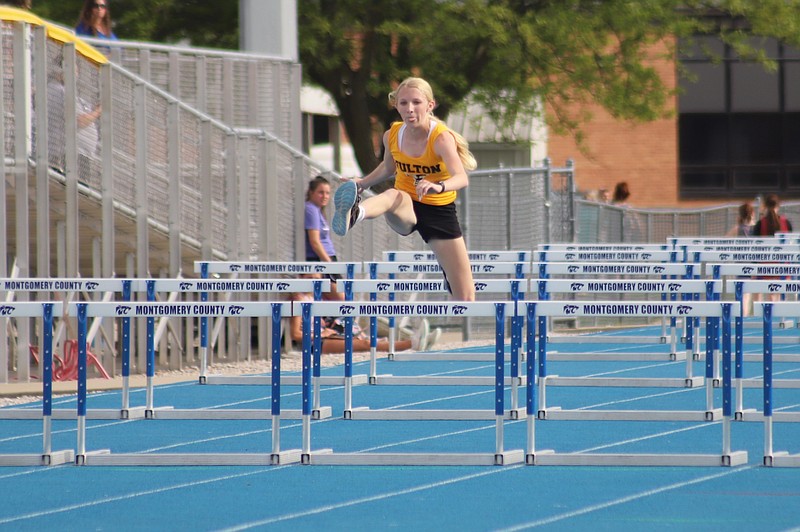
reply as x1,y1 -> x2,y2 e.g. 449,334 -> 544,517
29,0 -> 800,176
30,0 -> 238,47
298,0 -> 800,174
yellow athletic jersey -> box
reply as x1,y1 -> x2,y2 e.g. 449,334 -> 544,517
388,120 -> 457,206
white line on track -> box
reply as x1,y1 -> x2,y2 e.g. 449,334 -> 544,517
497,466 -> 755,530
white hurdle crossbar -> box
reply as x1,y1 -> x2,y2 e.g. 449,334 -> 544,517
758,302 -> 800,467
0,302 -> 74,466
299,300 -> 525,465
524,300 -> 748,467
375,258 -> 532,345
68,300 -> 302,466
194,260 -> 363,381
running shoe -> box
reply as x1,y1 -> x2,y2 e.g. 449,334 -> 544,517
426,327 -> 442,350
411,319 -> 430,351
332,181 -> 360,236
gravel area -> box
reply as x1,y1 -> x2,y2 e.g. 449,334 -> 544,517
0,338 -> 491,408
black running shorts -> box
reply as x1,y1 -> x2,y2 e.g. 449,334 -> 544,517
411,201 -> 463,243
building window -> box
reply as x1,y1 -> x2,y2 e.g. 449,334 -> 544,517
678,37 -> 800,198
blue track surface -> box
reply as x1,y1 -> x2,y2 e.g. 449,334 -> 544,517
1,321 -> 800,531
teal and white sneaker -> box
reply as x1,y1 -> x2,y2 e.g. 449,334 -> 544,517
332,181 -> 360,236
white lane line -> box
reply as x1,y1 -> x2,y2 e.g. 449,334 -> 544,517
498,466 -> 755,530
219,467 -> 519,531
0,466 -> 286,526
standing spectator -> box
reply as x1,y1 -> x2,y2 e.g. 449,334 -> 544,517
611,181 -> 643,241
726,202 -> 756,237
753,194 -> 793,236
611,181 -> 631,205
1,1 -> 32,9
75,0 -> 117,40
753,194 -> 794,304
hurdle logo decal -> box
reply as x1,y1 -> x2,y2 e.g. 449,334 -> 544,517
115,305 -> 132,316
452,305 -> 468,315
339,305 -> 356,315
377,283 -> 391,291
0,305 -> 15,316
314,265 -> 325,273
414,253 -> 425,260
85,281 -> 99,290
668,283 -> 682,291
489,254 -> 500,260
563,304 -> 579,315
769,283 -> 781,292
276,282 -> 290,291
570,282 -> 584,291
743,267 -> 754,275
565,253 -> 576,260
642,253 -> 652,259
230,265 -> 242,272
568,265 -> 579,273
677,305 -> 693,315
180,282 -> 193,290
653,266 -> 665,273
475,282 -> 488,291
399,265 -> 410,272
720,253 -> 730,260
481,265 -> 496,273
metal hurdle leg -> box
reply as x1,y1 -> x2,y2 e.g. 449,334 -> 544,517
74,304 -> 111,465
269,303 -> 302,465
304,302 -> 524,465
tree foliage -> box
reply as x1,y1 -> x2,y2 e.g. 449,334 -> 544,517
299,0 -> 800,173
28,0 -> 800,175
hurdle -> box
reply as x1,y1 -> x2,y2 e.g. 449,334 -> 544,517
363,259 -> 531,356
194,260 -> 364,384
373,257 -> 531,346
722,280 -> 800,422
138,278 -> 334,420
0,278 -> 142,420
299,300 -> 525,465
524,300 -> 748,466
303,299 -> 525,421
533,278 -> 717,385
0,302 -> 74,466
336,278 -> 527,417
534,261 -> 700,347
758,302 -> 800,467
707,259 -> 800,331
69,300 -> 303,466
531,295 -> 727,422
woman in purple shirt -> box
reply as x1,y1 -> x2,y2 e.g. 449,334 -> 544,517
305,175 -> 343,301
